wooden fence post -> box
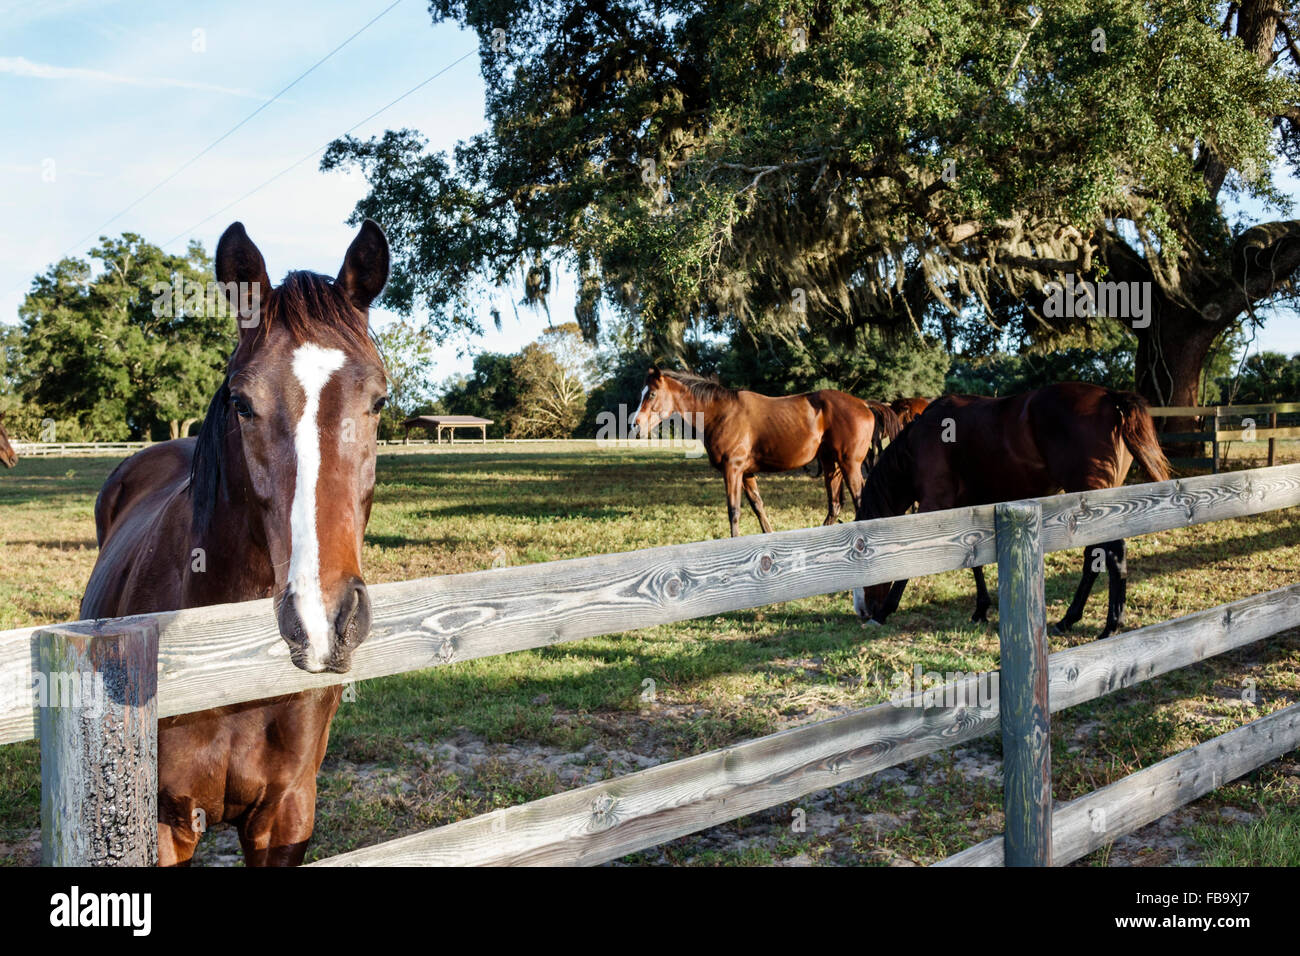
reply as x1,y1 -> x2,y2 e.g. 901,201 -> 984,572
1211,411 -> 1221,474
39,620 -> 159,866
995,500 -> 1052,866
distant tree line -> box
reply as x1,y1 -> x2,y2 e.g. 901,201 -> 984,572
2,231 -> 1295,444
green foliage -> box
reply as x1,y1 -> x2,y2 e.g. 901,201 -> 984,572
371,317 -> 441,439
437,352 -> 522,438
15,235 -> 227,440
506,322 -> 595,438
325,0 -> 1293,365
714,326 -> 950,399
1215,351 -> 1300,403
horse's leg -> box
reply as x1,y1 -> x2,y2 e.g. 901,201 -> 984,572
1053,544 -> 1104,635
724,464 -> 745,537
841,453 -> 866,514
237,783 -> 317,867
157,821 -> 200,867
743,475 -> 775,534
971,566 -> 992,623
879,578 -> 909,620
822,459 -> 844,525
1098,539 -> 1128,639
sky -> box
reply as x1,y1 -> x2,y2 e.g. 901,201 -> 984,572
0,0 -> 566,385
0,0 -> 1297,383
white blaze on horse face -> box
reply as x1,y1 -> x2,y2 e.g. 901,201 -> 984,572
633,386 -> 648,436
288,343 -> 347,670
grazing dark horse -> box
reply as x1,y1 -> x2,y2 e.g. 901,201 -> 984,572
80,220 -> 391,865
632,367 -> 901,535
0,415 -> 17,468
890,396 -> 931,427
852,383 -> 1169,639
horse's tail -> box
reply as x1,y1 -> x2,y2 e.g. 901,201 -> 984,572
863,400 -> 903,474
869,400 -> 904,443
1114,390 -> 1170,483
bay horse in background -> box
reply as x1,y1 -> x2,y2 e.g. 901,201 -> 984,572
853,382 -> 1170,639
81,220 -> 391,865
632,367 -> 902,536
890,396 -> 931,427
0,415 -> 17,467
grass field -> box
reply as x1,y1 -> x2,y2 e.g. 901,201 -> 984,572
0,445 -> 1298,866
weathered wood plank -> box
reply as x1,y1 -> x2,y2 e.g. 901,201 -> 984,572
314,673 -> 1002,867
0,506 -> 1002,744
936,701 -> 1300,867
39,621 -> 158,866
995,501 -> 1052,866
1038,464 -> 1300,554
1,465 -> 1297,745
1215,426 -> 1300,442
1050,583 -> 1300,712
312,583 -> 1300,867
1151,402 -> 1300,417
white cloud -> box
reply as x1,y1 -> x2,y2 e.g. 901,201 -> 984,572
0,55 -> 269,99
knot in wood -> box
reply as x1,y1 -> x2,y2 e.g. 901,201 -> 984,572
759,554 -> 773,573
591,793 -> 618,827
664,577 -> 682,599
853,536 -> 867,554
437,639 -> 456,663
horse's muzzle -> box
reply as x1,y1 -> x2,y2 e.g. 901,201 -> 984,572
276,577 -> 373,674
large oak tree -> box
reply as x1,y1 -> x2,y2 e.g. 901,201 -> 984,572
324,0 -> 1300,409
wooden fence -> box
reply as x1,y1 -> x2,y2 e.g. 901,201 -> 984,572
1152,402 -> 1300,473
2,464 -> 1298,865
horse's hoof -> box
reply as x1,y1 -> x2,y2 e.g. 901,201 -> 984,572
1050,621 -> 1072,637
861,618 -> 881,629
970,612 -> 989,624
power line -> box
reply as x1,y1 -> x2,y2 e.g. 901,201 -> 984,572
55,0 -> 406,261
162,49 -> 476,248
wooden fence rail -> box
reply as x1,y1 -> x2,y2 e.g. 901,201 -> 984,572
3,464 -> 1298,865
1150,402 -> 1299,472
314,581 -> 1300,866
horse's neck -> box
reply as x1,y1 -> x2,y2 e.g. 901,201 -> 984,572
672,390 -> 725,435
188,476 -> 276,605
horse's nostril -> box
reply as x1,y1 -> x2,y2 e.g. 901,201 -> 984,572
335,579 -> 372,648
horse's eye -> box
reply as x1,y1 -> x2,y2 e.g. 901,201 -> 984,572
372,395 -> 388,414
231,395 -> 254,419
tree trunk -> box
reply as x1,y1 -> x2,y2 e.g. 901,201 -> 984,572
1133,308 -> 1230,460
168,419 -> 180,440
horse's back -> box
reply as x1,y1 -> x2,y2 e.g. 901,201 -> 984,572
82,439 -> 195,618
913,384 -> 1131,501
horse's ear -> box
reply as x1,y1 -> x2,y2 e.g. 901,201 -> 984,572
215,222 -> 270,337
336,220 -> 390,312
647,365 -> 660,378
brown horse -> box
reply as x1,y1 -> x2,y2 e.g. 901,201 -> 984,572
0,415 -> 17,468
890,396 -> 931,427
632,367 -> 901,535
80,220 -> 390,865
852,382 -> 1169,639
